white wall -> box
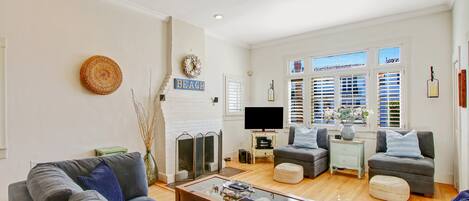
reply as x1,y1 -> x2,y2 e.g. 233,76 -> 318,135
250,11 -> 454,184
452,0 -> 469,191
0,0 -> 251,200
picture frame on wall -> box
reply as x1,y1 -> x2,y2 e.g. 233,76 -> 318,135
459,69 -> 467,108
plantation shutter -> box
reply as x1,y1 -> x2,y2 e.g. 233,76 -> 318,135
311,77 -> 335,125
340,75 -> 367,124
288,79 -> 304,124
226,78 -> 243,114
378,72 -> 401,128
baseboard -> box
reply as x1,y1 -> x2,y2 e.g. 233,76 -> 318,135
158,172 -> 174,184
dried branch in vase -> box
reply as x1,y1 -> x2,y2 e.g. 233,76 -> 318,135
131,86 -> 159,152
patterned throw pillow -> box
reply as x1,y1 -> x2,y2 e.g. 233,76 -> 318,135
293,127 -> 319,149
385,130 -> 424,159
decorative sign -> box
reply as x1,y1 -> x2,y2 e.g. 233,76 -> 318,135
174,78 -> 205,91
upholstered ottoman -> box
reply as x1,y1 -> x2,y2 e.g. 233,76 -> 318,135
273,163 -> 303,184
369,175 -> 410,201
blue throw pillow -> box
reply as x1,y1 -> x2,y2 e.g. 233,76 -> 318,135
78,161 -> 124,201
385,130 -> 424,159
293,127 -> 319,149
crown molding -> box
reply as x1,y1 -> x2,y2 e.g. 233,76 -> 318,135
106,0 -> 169,21
252,4 -> 451,49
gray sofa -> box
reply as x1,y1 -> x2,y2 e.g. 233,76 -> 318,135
273,126 -> 329,178
8,152 -> 154,201
368,130 -> 435,195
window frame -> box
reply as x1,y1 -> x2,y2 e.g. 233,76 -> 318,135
224,75 -> 244,117
284,40 -> 408,132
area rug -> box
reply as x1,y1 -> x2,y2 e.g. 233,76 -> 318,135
166,167 -> 246,189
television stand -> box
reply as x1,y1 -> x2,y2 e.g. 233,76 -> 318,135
251,131 -> 277,164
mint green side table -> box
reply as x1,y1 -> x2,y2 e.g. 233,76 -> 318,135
95,146 -> 128,156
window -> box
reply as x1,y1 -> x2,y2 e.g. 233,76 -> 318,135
340,75 -> 367,124
377,72 -> 401,128
379,47 -> 400,65
312,51 -> 367,72
288,79 -> 304,124
311,77 -> 335,125
286,44 -> 405,129
224,75 -> 243,116
289,59 -> 304,74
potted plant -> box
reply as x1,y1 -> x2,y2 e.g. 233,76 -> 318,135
131,86 -> 159,186
324,107 -> 372,140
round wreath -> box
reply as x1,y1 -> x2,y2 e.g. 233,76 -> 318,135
183,54 -> 202,78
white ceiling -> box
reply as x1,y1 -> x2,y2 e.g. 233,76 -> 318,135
126,0 -> 451,46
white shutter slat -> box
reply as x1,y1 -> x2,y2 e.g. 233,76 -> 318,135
289,79 -> 304,124
378,72 -> 401,128
227,79 -> 243,113
311,77 -> 335,125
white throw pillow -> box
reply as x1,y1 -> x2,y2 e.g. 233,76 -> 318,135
385,130 -> 423,159
293,127 -> 319,149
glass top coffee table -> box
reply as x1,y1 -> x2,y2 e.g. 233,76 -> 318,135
175,175 -> 310,201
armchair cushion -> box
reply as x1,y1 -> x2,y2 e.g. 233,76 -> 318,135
377,130 -> 434,158
273,145 -> 328,162
368,153 -> 434,177
293,127 -> 319,149
289,126 -> 328,150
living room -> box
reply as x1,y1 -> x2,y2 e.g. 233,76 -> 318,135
1,0 -> 469,200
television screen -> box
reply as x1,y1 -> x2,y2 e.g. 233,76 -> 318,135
244,107 -> 284,130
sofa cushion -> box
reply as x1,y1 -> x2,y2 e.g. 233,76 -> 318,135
44,152 -> 148,200
78,161 -> 124,201
368,153 -> 434,176
27,164 -> 83,201
8,181 -> 33,201
68,190 -> 108,201
274,145 -> 328,162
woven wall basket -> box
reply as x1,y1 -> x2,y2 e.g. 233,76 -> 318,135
80,55 -> 122,95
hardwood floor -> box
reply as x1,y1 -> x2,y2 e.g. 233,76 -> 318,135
149,159 -> 457,201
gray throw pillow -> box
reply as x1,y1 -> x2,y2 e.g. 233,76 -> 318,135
69,190 -> 108,201
27,164 -> 83,201
293,127 -> 319,149
385,130 -> 424,159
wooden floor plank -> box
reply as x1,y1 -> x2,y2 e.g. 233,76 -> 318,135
150,159 -> 457,201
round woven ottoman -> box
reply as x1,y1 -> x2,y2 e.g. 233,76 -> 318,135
369,175 -> 410,201
273,163 -> 303,184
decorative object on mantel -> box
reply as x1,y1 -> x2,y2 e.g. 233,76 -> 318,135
324,107 -> 372,140
459,69 -> 467,108
174,78 -> 205,91
427,66 -> 439,98
131,79 -> 160,185
80,55 -> 122,95
182,54 -> 202,78
268,80 -> 275,102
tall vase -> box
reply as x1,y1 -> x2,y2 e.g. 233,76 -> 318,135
341,123 -> 356,141
144,150 -> 158,186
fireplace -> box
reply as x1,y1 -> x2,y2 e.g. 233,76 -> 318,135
175,130 -> 222,182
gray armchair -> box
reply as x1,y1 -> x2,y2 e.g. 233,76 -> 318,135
273,126 -> 329,178
8,152 -> 154,201
368,130 -> 435,195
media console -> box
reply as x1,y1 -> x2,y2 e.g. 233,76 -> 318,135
250,131 -> 277,164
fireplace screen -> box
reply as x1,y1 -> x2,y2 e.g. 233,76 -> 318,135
175,130 -> 222,182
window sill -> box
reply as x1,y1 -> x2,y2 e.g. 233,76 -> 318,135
223,115 -> 244,121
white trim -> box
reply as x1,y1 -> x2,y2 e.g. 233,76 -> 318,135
0,37 -> 6,159
105,0 -> 169,20
252,5 -> 449,49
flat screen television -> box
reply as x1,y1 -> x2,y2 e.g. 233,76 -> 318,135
244,107 -> 283,131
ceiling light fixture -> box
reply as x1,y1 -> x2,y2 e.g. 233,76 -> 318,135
213,14 -> 224,20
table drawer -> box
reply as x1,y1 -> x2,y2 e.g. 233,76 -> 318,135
332,143 -> 358,156
334,155 -> 358,168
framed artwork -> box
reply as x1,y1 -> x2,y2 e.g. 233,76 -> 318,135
427,66 -> 439,98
